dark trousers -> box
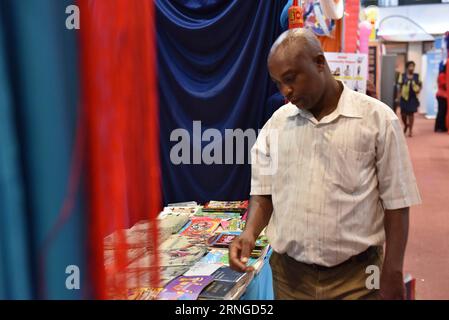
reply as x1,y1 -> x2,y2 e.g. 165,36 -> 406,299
270,246 -> 383,300
435,97 -> 448,132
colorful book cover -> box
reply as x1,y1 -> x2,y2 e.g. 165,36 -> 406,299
208,231 -> 241,248
162,206 -> 201,216
137,287 -> 164,300
255,235 -> 269,248
203,200 -> 249,213
167,201 -> 198,207
194,211 -> 241,219
220,220 -> 231,230
241,209 -> 248,222
228,219 -> 241,231
179,217 -> 221,238
200,249 -> 230,266
157,275 -> 214,300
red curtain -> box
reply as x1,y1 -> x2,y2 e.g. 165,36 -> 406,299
79,0 -> 161,298
343,0 -> 360,53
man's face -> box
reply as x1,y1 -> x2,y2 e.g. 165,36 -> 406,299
268,49 -> 325,111
407,63 -> 415,73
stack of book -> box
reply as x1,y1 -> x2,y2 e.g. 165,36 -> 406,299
104,199 -> 271,300
202,200 -> 249,214
198,266 -> 254,300
157,276 -> 215,300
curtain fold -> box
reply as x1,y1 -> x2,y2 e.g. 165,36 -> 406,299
157,0 -> 286,204
0,0 -> 85,299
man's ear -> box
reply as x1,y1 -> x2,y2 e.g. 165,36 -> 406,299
314,54 -> 326,72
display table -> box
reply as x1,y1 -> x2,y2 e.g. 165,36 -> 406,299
240,250 -> 274,300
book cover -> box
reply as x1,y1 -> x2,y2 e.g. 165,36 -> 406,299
128,245 -> 207,269
162,206 -> 201,216
104,247 -> 146,269
195,211 -> 241,219
159,214 -> 190,235
160,234 -> 207,251
157,276 -> 214,300
179,217 -> 221,238
207,232 -> 241,248
198,280 -> 237,300
167,201 -> 198,207
200,249 -> 230,266
184,262 -> 222,277
104,229 -> 151,249
203,200 -> 249,213
211,266 -> 247,283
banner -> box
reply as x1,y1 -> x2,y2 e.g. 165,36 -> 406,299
422,51 -> 443,118
324,52 -> 369,94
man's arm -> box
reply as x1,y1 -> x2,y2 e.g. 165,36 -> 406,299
380,207 -> 409,300
229,195 -> 273,272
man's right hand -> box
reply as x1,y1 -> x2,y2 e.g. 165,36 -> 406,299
229,232 -> 256,272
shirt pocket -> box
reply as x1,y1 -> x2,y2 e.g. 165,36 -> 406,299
329,145 -> 373,194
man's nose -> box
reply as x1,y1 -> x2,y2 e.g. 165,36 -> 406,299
280,85 -> 293,98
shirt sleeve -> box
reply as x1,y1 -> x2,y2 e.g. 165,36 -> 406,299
376,117 -> 422,210
250,119 -> 274,195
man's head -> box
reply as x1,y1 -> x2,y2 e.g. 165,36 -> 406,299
267,28 -> 331,111
406,61 -> 415,74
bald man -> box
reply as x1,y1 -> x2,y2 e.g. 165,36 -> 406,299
229,29 -> 421,300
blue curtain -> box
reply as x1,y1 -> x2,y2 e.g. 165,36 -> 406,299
157,0 -> 286,204
0,0 -> 86,299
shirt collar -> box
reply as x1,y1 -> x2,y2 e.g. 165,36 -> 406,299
286,82 -> 363,122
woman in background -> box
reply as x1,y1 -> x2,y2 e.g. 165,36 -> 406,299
435,63 -> 447,132
397,61 -> 422,137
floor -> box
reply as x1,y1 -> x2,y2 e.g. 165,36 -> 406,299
402,113 -> 449,300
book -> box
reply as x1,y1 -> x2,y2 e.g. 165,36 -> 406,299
167,201 -> 198,207
124,287 -> 163,300
162,206 -> 201,217
136,287 -> 164,300
159,214 -> 190,235
202,200 -> 249,213
194,211 -> 241,219
198,280 -> 237,300
211,266 -> 248,283
179,217 -> 221,238
104,229 -> 152,249
198,273 -> 254,301
184,262 -> 222,277
255,235 -> 269,248
157,275 -> 215,300
104,247 -> 147,269
128,245 -> 207,269
160,266 -> 192,287
241,210 -> 248,222
200,248 -> 230,266
207,232 -> 241,248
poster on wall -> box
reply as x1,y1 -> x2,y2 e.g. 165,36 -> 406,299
324,52 -> 369,94
422,51 -> 443,118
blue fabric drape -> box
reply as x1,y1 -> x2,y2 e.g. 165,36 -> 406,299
157,0 -> 286,204
0,0 -> 86,299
